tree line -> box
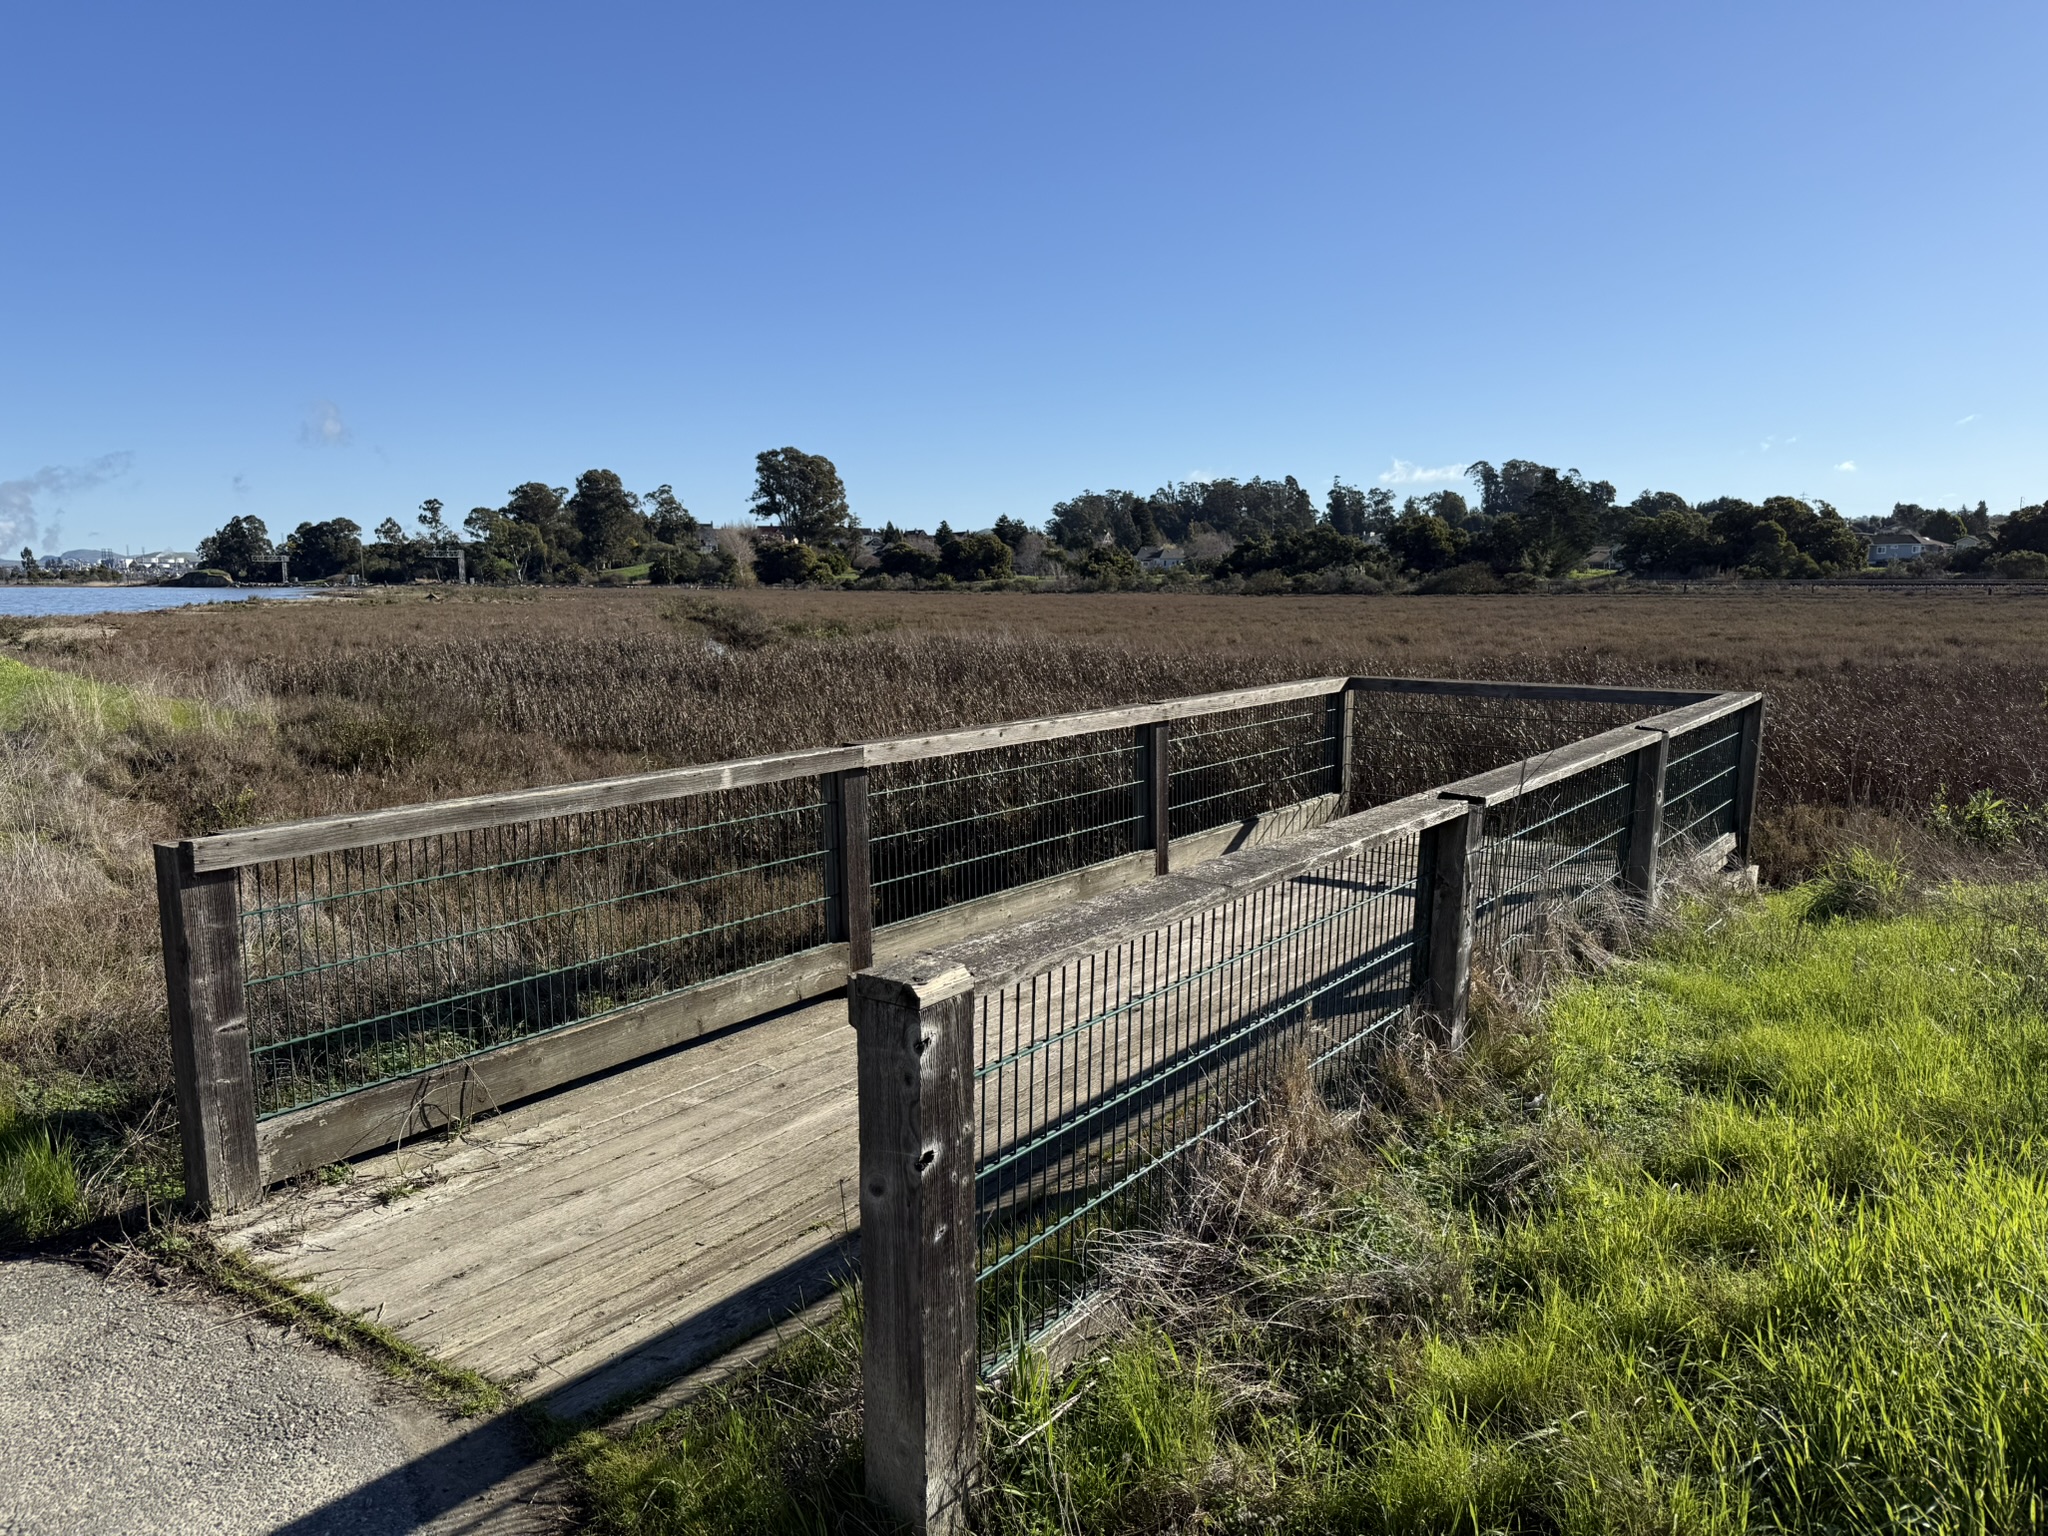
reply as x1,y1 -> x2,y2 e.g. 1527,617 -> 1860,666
190,447 -> 2048,590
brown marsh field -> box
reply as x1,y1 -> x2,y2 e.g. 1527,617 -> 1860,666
2,584 -> 2044,1211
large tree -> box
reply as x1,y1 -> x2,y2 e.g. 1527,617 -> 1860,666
644,484 -> 698,546
285,518 -> 364,580
1465,461 -> 1617,574
1326,481 -> 1394,538
1995,503 -> 2048,556
197,515 -> 274,580
1613,509 -> 1713,575
1700,496 -> 1864,575
750,448 -> 853,548
1383,512 -> 1467,574
498,482 -> 579,579
567,469 -> 644,569
1047,489 -> 1150,551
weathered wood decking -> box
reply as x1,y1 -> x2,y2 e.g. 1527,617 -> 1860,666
222,994 -> 860,1421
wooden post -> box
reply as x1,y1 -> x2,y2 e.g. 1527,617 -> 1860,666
825,768 -> 874,971
1137,721 -> 1170,876
1414,802 -> 1484,1048
851,967 -> 979,1535
1326,685 -> 1355,813
154,843 -> 261,1214
1623,732 -> 1669,905
1733,700 -> 1765,868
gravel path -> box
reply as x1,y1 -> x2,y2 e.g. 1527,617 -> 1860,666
0,1258 -> 563,1536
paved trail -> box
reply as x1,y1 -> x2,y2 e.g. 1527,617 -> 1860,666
0,1258 -> 561,1536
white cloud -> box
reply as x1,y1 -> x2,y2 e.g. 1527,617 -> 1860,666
1835,461 -> 1857,472
1956,414 -> 1979,426
0,451 -> 136,548
301,400 -> 352,448
1377,458 -> 1468,486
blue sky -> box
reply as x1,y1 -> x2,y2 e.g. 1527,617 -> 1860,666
2,2 -> 2042,554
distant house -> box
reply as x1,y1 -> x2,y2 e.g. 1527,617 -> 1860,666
1136,543 -> 1185,571
1863,530 -> 1951,565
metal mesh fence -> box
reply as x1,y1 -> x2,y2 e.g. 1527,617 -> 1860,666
1168,698 -> 1339,837
1660,721 -> 1743,855
1471,754 -> 1638,962
225,687 -> 1747,1129
868,730 -> 1145,928
1351,693 -> 1643,810
239,781 -> 828,1116
972,835 -> 1422,1364
235,697 -> 1352,1117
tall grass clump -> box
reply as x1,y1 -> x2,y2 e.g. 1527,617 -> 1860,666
1799,844 -> 1911,921
0,1093 -> 86,1242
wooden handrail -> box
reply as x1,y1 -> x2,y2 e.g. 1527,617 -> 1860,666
178,674 -> 1738,874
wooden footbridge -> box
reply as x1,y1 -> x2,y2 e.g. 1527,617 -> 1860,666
160,676 -> 1761,1436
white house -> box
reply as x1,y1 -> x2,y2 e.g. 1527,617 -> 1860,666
1136,543 -> 1185,570
1864,530 -> 1951,565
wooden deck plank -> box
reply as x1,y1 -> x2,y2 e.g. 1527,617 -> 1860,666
221,993 -> 861,1392
230,1003 -> 851,1266
244,1023 -> 854,1311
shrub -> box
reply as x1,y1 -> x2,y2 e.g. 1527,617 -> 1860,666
1993,549 -> 2048,580
1418,562 -> 1505,595
1076,546 -> 1146,591
877,541 -> 942,581
1802,846 -> 1910,922
753,541 -> 851,586
1929,785 -> 2038,850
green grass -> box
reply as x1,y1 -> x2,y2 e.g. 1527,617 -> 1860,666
564,1295 -> 871,1534
566,879 -> 2048,1534
0,654 -> 215,732
0,1093 -> 87,1243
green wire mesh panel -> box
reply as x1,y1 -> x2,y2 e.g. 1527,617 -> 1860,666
1167,698 -> 1340,838
1471,753 -> 1637,961
972,834 -> 1423,1368
239,780 -> 830,1116
868,729 -> 1146,928
1660,721 -> 1743,855
1354,693 -> 1644,809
